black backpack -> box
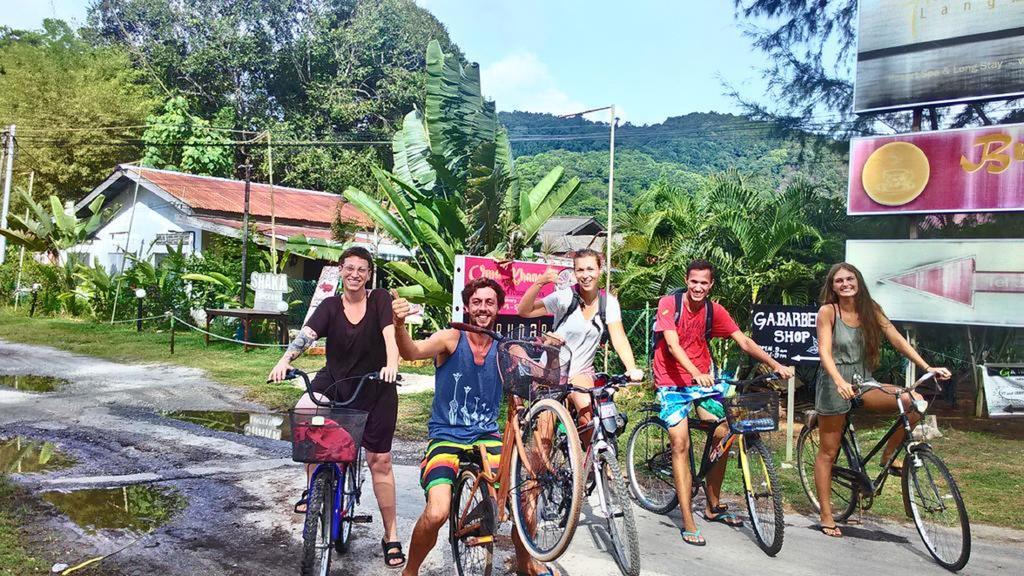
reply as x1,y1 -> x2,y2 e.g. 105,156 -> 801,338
552,288 -> 609,346
650,291 -> 713,366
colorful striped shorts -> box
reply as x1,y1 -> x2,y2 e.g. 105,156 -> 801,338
419,435 -> 502,494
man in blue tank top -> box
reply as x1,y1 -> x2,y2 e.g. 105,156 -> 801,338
392,277 -> 552,576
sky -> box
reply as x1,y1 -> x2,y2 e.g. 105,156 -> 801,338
1,0 -> 774,126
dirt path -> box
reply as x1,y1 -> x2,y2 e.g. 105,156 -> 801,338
0,339 -> 436,576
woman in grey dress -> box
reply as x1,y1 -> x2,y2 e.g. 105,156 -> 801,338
813,263 -> 951,538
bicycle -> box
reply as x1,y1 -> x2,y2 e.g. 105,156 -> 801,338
796,372 -> 971,571
555,372 -> 641,576
626,372 -> 786,556
277,368 -> 398,576
447,322 -> 585,575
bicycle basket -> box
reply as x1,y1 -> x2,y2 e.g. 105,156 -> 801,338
288,407 -> 368,463
496,340 -> 568,400
724,392 -> 779,434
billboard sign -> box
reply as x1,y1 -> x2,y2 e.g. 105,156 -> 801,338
750,305 -> 821,365
981,364 -> 1024,418
846,240 -> 1024,327
452,255 -> 574,339
848,123 -> 1024,215
855,0 -> 1024,113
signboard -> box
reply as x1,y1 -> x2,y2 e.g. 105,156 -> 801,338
452,255 -> 573,339
981,364 -> 1024,417
848,123 -> 1024,215
155,231 -> 194,247
750,305 -> 820,365
855,0 -> 1024,113
302,265 -> 339,325
846,240 -> 1024,327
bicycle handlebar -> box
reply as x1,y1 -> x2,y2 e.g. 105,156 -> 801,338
269,368 -> 401,407
714,372 -> 781,394
449,321 -> 503,341
852,371 -> 938,397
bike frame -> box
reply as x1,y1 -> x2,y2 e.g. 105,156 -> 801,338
833,392 -> 925,498
688,418 -> 755,491
451,391 -> 535,543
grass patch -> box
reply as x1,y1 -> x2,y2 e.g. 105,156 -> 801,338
0,476 -> 48,576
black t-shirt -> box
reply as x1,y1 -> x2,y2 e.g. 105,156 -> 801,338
305,289 -> 393,401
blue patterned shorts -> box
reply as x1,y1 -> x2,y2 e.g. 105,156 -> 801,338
656,381 -> 730,428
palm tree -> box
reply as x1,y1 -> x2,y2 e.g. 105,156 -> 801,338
343,40 -> 580,310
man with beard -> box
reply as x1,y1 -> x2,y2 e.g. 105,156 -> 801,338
392,277 -> 553,576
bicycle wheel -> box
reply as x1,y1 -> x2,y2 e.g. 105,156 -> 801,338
741,436 -> 784,557
334,463 -> 356,555
595,452 -> 640,576
451,468 -> 494,576
901,448 -> 971,571
509,397 -> 584,562
796,418 -> 858,522
301,468 -> 334,576
625,416 -> 678,514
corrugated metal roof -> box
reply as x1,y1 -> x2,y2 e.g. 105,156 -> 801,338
129,166 -> 370,227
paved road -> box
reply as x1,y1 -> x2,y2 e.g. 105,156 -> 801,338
2,339 -> 1021,575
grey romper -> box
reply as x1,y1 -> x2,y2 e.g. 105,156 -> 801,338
815,305 -> 870,416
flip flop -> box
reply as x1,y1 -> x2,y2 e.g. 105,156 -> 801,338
888,464 -> 904,477
293,489 -> 308,514
381,539 -> 406,569
710,503 -> 728,514
681,528 -> 706,546
820,524 -> 843,538
703,511 -> 744,527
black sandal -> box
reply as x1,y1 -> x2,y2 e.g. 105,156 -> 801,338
293,490 -> 308,514
381,538 -> 406,569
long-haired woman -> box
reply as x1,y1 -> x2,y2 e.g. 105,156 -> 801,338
813,262 -> 951,538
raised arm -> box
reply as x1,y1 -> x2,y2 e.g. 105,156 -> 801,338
517,268 -> 558,318
391,290 -> 459,361
269,326 -> 318,382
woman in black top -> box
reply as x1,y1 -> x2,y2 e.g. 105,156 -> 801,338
269,246 -> 404,568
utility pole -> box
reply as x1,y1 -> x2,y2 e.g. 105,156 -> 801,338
14,171 -> 32,308
0,124 -> 15,264
239,154 -> 252,306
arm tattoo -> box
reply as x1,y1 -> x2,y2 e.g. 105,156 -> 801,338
286,327 -> 318,360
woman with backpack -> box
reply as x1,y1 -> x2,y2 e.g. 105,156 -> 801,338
517,249 -> 644,441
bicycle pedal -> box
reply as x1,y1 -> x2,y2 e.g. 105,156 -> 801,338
468,535 -> 494,546
350,514 -> 373,524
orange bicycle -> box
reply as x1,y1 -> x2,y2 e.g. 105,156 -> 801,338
447,322 -> 585,575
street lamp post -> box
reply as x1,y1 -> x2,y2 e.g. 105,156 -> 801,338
558,106 -> 617,371
135,288 -> 147,332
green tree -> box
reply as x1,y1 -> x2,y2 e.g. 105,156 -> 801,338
0,19 -> 159,201
342,40 -> 581,315
141,96 -> 234,177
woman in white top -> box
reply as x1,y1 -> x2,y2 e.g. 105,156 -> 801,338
518,249 -> 644,440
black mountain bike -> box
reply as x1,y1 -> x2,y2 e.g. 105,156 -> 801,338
797,372 -> 970,571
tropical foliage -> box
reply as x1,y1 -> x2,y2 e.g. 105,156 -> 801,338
613,175 -> 847,329
343,40 -> 581,314
0,191 -> 109,263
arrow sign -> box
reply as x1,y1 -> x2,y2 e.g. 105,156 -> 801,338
791,355 -> 820,362
881,256 -> 1024,307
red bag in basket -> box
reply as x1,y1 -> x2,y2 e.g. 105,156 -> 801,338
295,418 -> 357,462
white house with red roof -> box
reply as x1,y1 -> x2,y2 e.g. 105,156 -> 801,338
72,165 -> 410,278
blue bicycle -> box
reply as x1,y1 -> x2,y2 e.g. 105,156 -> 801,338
280,369 -> 397,576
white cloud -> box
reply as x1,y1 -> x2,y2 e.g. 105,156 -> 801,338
481,52 -> 590,117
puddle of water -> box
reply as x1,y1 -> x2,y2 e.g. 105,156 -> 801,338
0,436 -> 75,473
0,374 -> 69,392
164,410 -> 291,441
41,485 -> 186,534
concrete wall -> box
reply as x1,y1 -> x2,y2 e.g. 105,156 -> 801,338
72,186 -> 201,273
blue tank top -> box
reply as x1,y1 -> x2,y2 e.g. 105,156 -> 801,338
429,332 -> 502,443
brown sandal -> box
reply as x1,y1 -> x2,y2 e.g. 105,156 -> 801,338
820,524 -> 843,538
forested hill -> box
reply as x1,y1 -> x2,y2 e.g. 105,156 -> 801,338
500,111 -> 849,217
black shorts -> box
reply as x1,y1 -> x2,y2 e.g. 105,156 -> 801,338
310,369 -> 398,453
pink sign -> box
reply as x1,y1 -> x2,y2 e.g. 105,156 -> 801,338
848,123 -> 1024,215
453,255 -> 573,319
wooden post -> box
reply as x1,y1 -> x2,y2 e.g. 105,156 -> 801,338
967,326 -> 984,417
785,376 -> 795,464
170,315 -> 176,355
